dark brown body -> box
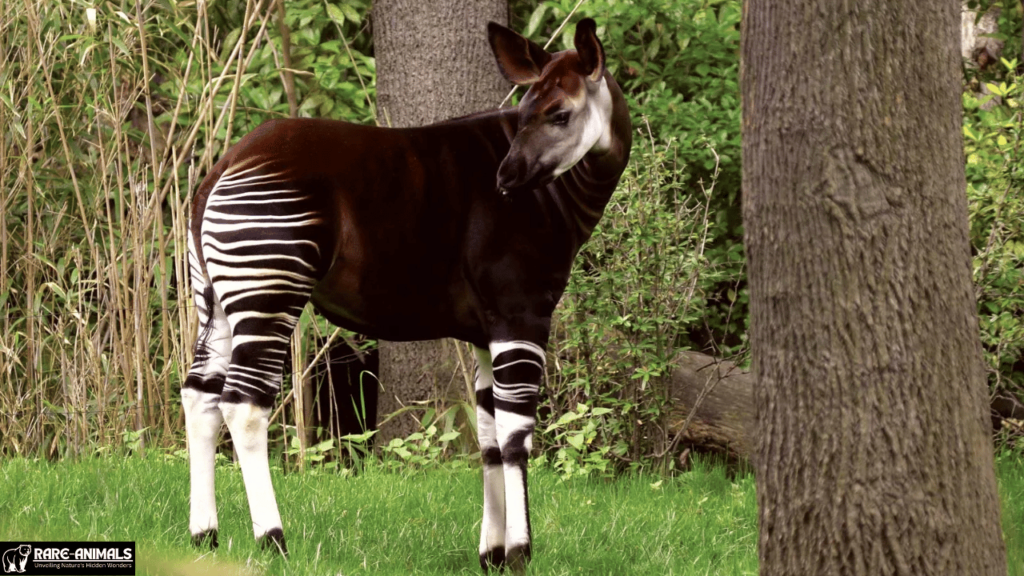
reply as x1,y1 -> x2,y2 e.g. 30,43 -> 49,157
192,80 -> 630,349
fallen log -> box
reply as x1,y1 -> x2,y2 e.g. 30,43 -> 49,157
666,351 -> 755,459
666,351 -> 1022,461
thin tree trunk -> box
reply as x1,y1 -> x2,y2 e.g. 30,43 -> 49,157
371,0 -> 508,444
741,0 -> 1007,573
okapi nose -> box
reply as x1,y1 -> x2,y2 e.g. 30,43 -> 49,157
497,154 -> 528,193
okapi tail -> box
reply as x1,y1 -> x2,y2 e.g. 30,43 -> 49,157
192,285 -> 217,367
186,218 -> 216,371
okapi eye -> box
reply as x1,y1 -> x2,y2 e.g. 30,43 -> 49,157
551,111 -> 571,126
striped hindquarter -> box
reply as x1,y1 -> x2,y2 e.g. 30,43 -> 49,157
183,158 -> 324,553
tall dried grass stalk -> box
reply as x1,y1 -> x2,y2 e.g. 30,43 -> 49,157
0,0 -> 332,459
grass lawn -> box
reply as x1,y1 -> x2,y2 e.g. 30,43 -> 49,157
1,452 -> 1021,575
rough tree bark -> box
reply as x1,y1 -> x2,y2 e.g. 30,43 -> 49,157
741,0 -> 1007,574
371,0 -> 508,443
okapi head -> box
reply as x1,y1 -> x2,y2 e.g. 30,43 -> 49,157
488,18 -> 614,195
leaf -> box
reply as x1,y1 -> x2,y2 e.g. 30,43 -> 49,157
340,430 -> 377,443
591,407 -> 613,416
438,431 -> 460,443
567,433 -> 585,451
340,3 -> 361,24
555,411 -> 580,427
525,4 -> 549,38
325,3 -> 346,27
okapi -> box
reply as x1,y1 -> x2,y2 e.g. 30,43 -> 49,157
182,18 -> 631,571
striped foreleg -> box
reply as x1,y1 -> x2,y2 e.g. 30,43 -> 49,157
475,347 -> 506,569
489,340 -> 545,572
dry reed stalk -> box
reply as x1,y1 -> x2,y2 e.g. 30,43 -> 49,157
0,0 -> 378,457
23,0 -> 40,454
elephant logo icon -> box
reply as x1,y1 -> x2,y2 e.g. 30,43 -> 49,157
1,545 -> 31,574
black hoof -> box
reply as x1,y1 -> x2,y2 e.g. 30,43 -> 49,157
480,546 -> 505,572
259,527 -> 288,556
191,529 -> 219,550
505,544 -> 531,574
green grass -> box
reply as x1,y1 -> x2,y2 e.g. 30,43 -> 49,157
0,454 -> 757,575
1,453 -> 1021,575
999,452 -> 1024,575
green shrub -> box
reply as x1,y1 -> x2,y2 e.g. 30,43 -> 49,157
964,57 -> 1024,424
536,134 -> 729,477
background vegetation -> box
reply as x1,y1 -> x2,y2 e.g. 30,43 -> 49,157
1,0 -> 1022,474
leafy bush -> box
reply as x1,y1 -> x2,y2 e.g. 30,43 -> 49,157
537,134 -> 728,477
964,57 -> 1024,421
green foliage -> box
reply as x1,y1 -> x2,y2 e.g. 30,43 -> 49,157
536,134 -> 730,476
538,402 -> 615,479
964,57 -> 1024,414
382,425 -> 463,471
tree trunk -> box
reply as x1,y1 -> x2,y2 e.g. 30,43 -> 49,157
371,0 -> 508,444
741,0 -> 1007,573
374,0 -> 508,128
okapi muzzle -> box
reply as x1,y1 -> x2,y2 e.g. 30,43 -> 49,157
182,16 -> 630,574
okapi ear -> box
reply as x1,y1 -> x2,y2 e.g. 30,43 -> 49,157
487,22 -> 552,86
573,18 -> 605,82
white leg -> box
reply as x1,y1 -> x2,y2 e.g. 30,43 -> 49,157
220,402 -> 286,552
496,410 -> 534,559
182,388 -> 223,544
489,340 -> 545,571
475,347 -> 507,568
184,225 -> 232,547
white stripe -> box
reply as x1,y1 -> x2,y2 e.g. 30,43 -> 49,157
219,289 -> 311,310
219,158 -> 273,179
199,248 -> 316,271
206,268 -> 315,285
492,357 -> 544,372
204,210 -> 319,222
208,191 -> 305,205
230,334 -> 291,347
223,379 -> 270,394
203,218 -> 322,231
217,163 -> 285,184
490,340 -> 545,360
